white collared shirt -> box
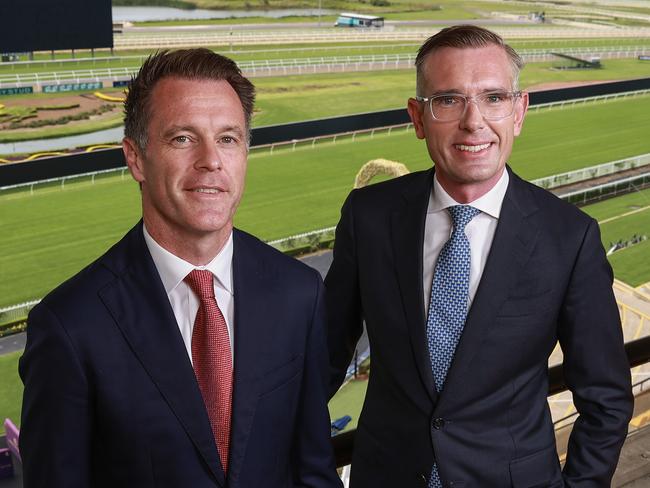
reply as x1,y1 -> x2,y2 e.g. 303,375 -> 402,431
423,170 -> 509,314
143,225 -> 235,363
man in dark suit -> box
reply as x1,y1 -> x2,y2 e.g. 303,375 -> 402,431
326,25 -> 633,487
20,49 -> 341,488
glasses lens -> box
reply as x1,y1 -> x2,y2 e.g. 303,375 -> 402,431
478,92 -> 516,120
430,95 -> 465,121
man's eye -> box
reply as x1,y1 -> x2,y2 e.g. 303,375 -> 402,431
220,136 -> 237,144
434,96 -> 460,107
485,93 -> 506,104
173,135 -> 190,144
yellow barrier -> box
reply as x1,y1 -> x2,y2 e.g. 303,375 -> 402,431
85,144 -> 120,152
24,152 -> 66,161
93,91 -> 125,103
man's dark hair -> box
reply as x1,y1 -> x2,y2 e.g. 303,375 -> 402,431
124,48 -> 256,151
415,25 -> 524,96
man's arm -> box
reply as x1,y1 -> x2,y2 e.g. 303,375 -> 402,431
559,219 -> 634,486
19,302 -> 91,488
324,192 -> 364,398
292,273 -> 343,488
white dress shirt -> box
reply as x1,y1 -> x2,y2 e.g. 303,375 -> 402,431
423,170 -> 509,314
143,225 -> 235,363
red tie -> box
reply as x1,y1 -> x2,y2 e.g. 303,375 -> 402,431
184,269 -> 233,473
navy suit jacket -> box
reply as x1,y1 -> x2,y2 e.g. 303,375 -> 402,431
20,223 -> 341,488
326,167 -> 633,487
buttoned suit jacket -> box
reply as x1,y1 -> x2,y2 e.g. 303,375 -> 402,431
325,167 -> 633,488
20,222 -> 341,488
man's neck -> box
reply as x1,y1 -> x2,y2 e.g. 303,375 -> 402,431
437,169 -> 505,204
143,218 -> 231,266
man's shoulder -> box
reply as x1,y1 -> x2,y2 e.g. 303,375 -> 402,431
355,168 -> 431,196
347,168 -> 432,211
508,170 -> 594,227
38,224 -> 139,314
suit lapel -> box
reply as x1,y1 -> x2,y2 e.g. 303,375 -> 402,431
98,223 -> 225,486
438,171 -> 540,409
227,230 -> 275,484
391,169 -> 438,403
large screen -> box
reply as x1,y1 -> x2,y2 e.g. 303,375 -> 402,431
0,0 -> 113,53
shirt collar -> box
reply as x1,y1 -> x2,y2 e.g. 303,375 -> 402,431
429,168 -> 509,219
143,224 -> 234,297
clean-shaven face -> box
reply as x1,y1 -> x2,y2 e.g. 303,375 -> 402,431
125,77 -> 248,249
408,45 -> 528,199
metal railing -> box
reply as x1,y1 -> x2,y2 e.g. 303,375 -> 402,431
0,53 -> 418,88
0,67 -> 135,89
560,172 -> 650,205
111,27 -> 650,50
530,89 -> 650,112
531,153 -> 650,190
3,45 -> 649,89
0,300 -> 39,327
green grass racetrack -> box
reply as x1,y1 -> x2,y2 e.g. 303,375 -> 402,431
2,93 -> 650,308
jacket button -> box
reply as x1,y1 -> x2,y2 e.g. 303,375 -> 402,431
418,473 -> 427,485
432,418 -> 445,429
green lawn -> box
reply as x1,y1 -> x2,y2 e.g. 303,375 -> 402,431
3,94 -> 650,308
329,377 -> 368,431
0,352 -> 22,427
582,188 -> 650,286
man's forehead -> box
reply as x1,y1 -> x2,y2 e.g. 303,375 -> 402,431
148,77 -> 244,116
421,45 -> 514,89
151,76 -> 234,96
425,44 -> 510,67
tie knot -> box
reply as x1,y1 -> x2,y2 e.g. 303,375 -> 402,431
447,205 -> 481,230
184,269 -> 215,300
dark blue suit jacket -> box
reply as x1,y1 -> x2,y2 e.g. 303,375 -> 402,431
20,223 -> 341,488
326,167 -> 633,487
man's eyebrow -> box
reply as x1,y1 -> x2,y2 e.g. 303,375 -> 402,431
427,87 -> 511,96
160,125 -> 245,138
161,125 -> 196,138
220,125 -> 245,136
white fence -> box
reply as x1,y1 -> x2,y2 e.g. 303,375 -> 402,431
0,300 -> 40,326
0,67 -> 137,89
3,44 -> 650,88
0,166 -> 130,193
559,171 -> 650,205
530,89 -> 650,111
531,153 -> 650,190
112,26 -> 650,50
0,53 -> 418,88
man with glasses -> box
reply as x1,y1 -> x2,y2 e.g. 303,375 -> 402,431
326,25 -> 632,487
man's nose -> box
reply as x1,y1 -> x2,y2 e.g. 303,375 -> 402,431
195,140 -> 222,171
459,98 -> 486,132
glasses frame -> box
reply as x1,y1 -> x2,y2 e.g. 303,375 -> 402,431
415,91 -> 523,122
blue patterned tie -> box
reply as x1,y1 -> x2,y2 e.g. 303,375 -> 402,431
426,205 -> 481,488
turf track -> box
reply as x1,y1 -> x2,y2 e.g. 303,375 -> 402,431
2,94 -> 650,307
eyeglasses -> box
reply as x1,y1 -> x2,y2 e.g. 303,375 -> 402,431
415,91 -> 522,122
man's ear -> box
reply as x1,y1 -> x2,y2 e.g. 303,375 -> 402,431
513,91 -> 529,137
122,137 -> 145,183
407,98 -> 426,140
